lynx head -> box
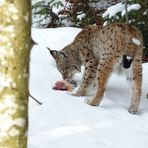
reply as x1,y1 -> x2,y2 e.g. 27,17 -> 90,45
47,47 -> 81,83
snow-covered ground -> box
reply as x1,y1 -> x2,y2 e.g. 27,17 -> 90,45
28,27 -> 148,148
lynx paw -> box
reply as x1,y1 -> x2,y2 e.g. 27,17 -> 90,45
71,92 -> 80,96
128,106 -> 138,114
71,88 -> 86,96
85,98 -> 100,106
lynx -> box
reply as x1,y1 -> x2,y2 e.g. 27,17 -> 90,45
48,23 -> 143,114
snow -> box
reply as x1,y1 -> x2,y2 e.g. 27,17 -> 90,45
32,0 -> 66,28
102,2 -> 124,19
143,10 -> 147,16
8,3 -> 18,13
89,0 -> 121,11
121,4 -> 141,17
3,25 -> 14,32
0,95 -> 18,139
28,27 -> 148,148
0,73 -> 13,90
8,127 -> 19,137
13,118 -> 26,127
126,56 -> 132,61
132,38 -> 141,46
0,0 -> 5,6
77,12 -> 86,21
103,2 -> 141,19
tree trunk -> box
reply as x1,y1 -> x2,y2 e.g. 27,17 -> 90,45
125,0 -> 129,24
0,0 -> 32,148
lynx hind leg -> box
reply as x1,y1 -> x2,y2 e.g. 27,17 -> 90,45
87,58 -> 114,106
127,61 -> 142,114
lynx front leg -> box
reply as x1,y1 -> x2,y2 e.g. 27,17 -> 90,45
128,63 -> 142,114
73,59 -> 98,96
86,59 -> 113,106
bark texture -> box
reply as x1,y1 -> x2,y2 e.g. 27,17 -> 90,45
0,0 -> 32,147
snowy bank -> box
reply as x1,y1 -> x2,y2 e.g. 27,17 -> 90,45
28,27 -> 148,148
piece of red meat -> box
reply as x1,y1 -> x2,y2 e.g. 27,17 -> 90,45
52,81 -> 69,91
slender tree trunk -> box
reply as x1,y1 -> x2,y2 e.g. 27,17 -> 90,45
0,0 -> 32,148
125,0 -> 129,24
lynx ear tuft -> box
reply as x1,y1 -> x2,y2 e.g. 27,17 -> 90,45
47,47 -> 58,59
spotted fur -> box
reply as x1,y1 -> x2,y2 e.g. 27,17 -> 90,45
49,23 -> 143,114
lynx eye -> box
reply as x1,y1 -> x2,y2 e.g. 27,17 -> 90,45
70,64 -> 81,72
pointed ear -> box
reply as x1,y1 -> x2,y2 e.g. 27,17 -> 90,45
59,51 -> 68,60
47,47 -> 58,59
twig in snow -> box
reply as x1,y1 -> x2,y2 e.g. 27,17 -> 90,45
29,93 -> 43,105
